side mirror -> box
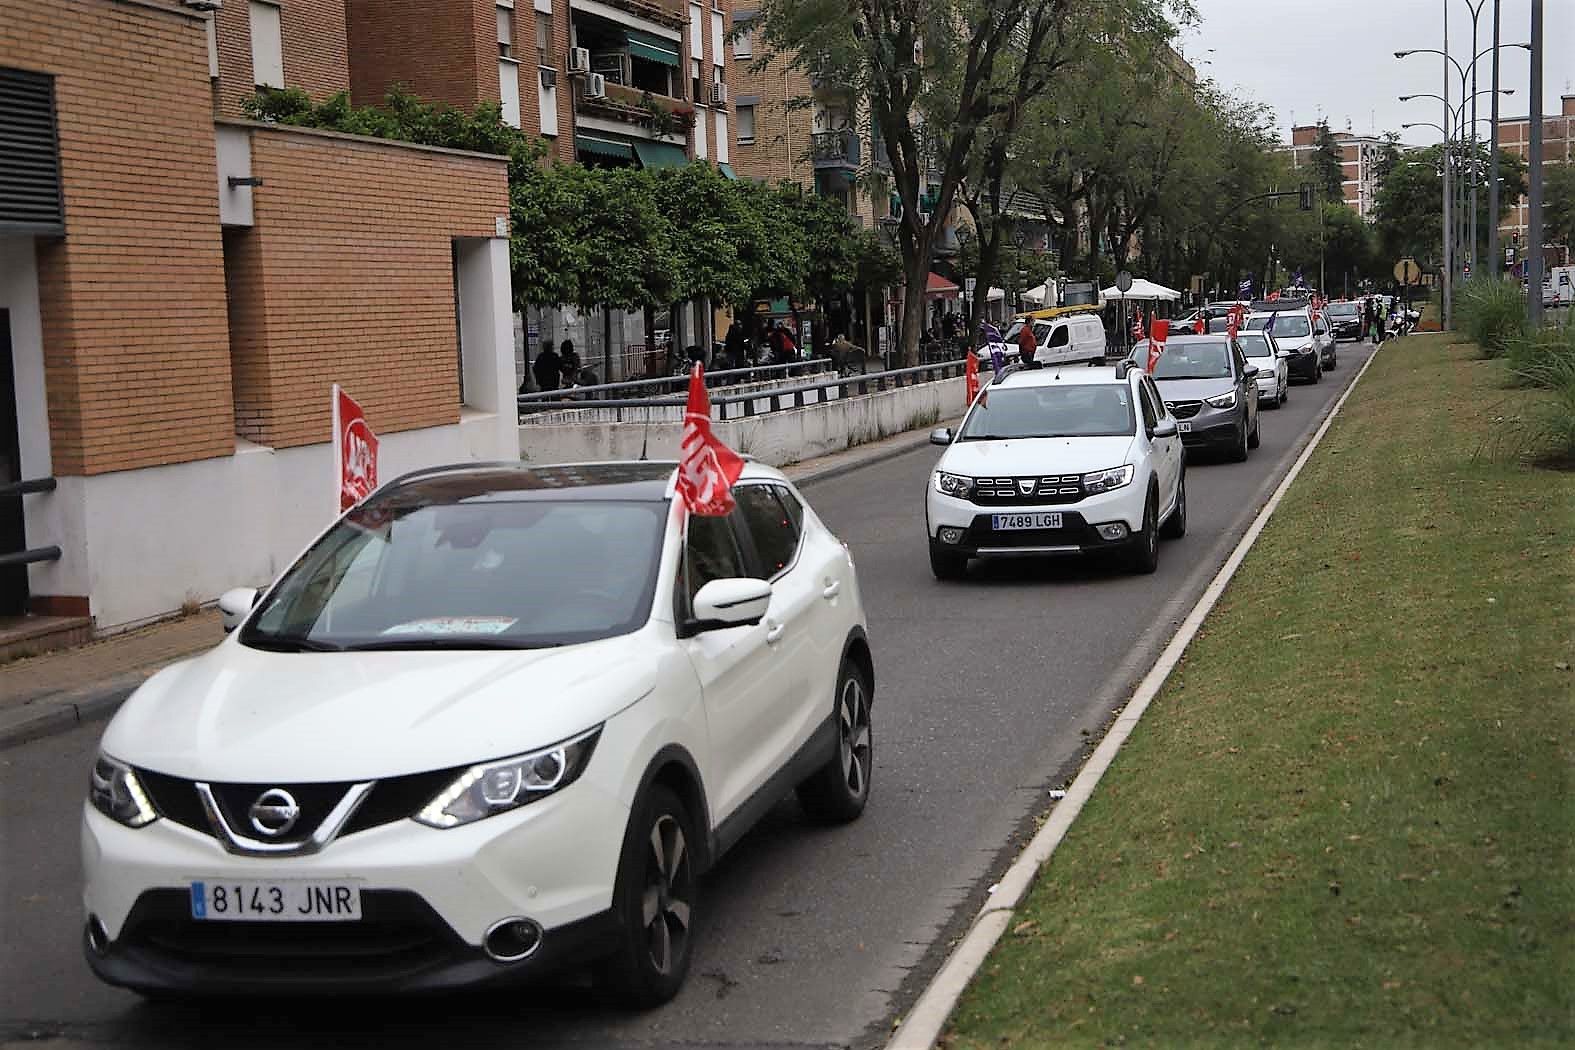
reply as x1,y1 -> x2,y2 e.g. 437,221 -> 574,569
1277,349 -> 1293,359
929,427 -> 954,446
1151,419 -> 1179,439
218,587 -> 260,633
1243,366 -> 1260,379
685,578 -> 772,635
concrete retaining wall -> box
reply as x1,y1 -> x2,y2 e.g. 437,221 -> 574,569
520,376 -> 964,467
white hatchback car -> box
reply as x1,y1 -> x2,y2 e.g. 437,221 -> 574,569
81,461 -> 872,1006
925,363 -> 1187,577
1237,329 -> 1289,407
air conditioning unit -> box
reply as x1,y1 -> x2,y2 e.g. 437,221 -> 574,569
539,67 -> 557,90
568,47 -> 591,74
710,82 -> 728,106
585,72 -> 607,99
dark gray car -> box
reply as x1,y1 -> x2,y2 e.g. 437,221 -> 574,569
1127,335 -> 1260,462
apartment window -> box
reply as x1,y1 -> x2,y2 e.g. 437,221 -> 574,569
732,19 -> 753,59
691,59 -> 703,106
736,104 -> 755,143
536,12 -> 553,67
497,5 -> 514,58
249,0 -> 284,88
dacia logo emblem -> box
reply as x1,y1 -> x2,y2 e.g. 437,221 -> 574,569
1018,480 -> 1036,495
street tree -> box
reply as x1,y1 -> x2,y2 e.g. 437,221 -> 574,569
1310,121 -> 1346,201
1373,143 -> 1527,276
757,0 -> 1096,365
1542,162 -> 1575,255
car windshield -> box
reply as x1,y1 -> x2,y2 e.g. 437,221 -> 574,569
1327,303 -> 1359,317
1246,315 -> 1311,338
1237,333 -> 1274,359
241,497 -> 668,651
1148,341 -> 1233,380
958,384 -> 1135,440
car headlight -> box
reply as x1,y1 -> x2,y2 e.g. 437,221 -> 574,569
932,471 -> 975,499
415,728 -> 601,829
89,753 -> 158,828
1082,464 -> 1134,494
1205,390 -> 1237,409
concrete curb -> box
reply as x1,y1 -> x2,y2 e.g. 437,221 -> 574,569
885,349 -> 1383,1050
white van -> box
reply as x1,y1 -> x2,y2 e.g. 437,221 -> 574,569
998,310 -> 1107,366
1547,266 -> 1574,308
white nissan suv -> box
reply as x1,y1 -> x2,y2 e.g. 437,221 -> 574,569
925,364 -> 1187,577
81,461 -> 872,1007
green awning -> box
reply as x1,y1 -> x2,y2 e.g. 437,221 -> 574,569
577,134 -> 634,160
626,29 -> 680,67
633,139 -> 689,169
717,162 -> 738,180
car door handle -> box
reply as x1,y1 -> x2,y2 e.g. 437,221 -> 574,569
765,621 -> 785,645
821,580 -> 841,600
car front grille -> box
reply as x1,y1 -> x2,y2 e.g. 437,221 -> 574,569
970,475 -> 1085,506
118,888 -> 463,977
137,766 -> 463,844
1166,400 -> 1202,420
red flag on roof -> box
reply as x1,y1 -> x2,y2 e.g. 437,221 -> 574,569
676,364 -> 745,516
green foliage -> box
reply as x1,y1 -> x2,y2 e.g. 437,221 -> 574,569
1310,121 -> 1346,200
1373,143 -> 1528,272
1455,276 -> 1527,357
1506,322 -> 1575,387
1543,162 -> 1575,253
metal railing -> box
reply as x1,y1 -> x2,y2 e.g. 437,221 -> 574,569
0,475 -> 60,570
519,359 -> 968,423
520,359 -> 826,409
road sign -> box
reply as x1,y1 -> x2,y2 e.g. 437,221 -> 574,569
1393,258 -> 1422,285
1506,247 -> 1515,265
1115,270 -> 1133,293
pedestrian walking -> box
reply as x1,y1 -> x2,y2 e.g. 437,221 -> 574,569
530,339 -> 561,392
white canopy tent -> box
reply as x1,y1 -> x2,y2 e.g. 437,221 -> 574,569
1021,280 -> 1056,306
1099,279 -> 1181,302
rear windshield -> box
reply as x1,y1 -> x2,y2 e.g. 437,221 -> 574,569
1236,333 -> 1274,359
1326,303 -> 1359,317
1148,341 -> 1233,380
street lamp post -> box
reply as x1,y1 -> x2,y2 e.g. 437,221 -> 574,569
1489,0 -> 1502,276
1527,0 -> 1544,327
1466,1 -> 1486,277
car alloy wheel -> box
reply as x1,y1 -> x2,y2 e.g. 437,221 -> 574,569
1231,419 -> 1250,462
797,659 -> 874,823
1129,491 -> 1159,574
599,785 -> 697,1007
1160,469 -> 1187,539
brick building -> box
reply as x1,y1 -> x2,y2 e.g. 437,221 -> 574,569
1281,125 -> 1399,220
1495,94 -> 1574,265
1,0 -> 516,634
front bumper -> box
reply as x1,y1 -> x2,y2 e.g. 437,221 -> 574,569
1287,350 -> 1321,380
1254,373 -> 1280,401
927,482 -> 1147,558
80,765 -> 631,993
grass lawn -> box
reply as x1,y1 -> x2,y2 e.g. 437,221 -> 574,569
943,335 -> 1575,1049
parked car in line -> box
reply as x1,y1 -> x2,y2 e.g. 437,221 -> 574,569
1177,301 -> 1253,335
1244,309 -> 1323,383
1324,301 -> 1363,342
1237,329 -> 1289,408
1313,313 -> 1338,370
925,363 -> 1187,579
1127,334 -> 1261,461
82,461 -> 873,1006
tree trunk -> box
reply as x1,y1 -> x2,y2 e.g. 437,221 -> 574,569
968,231 -> 1006,349
898,228 -> 933,367
602,306 -> 612,384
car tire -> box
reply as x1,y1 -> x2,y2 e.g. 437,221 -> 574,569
929,545 -> 968,581
796,658 -> 873,824
1248,416 -> 1261,449
1313,362 -> 1323,383
1159,468 -> 1187,539
1230,419 -> 1250,462
1128,489 -> 1160,574
1328,351 -> 1338,370
1280,383 -> 1289,405
597,785 -> 698,1009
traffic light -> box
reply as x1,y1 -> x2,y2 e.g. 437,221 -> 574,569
1298,183 -> 1314,211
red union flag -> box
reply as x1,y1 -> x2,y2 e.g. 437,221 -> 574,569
965,349 -> 981,405
1145,319 -> 1170,374
333,384 -> 380,513
676,364 -> 744,517
1227,304 -> 1243,339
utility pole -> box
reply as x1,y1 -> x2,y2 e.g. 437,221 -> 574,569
1442,0 -> 1453,327
1488,0 -> 1502,277
1527,0 -> 1543,327
1468,1 -> 1484,277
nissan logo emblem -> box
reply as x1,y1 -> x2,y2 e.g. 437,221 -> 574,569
248,788 -> 301,837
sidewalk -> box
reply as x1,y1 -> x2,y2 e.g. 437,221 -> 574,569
0,419 -> 948,751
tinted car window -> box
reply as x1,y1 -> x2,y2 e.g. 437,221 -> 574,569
683,513 -> 747,608
1148,341 -> 1232,380
775,484 -> 805,533
1138,381 -> 1158,429
736,484 -> 800,578
1048,325 -> 1070,348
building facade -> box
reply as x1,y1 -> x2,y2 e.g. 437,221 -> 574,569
1,0 -> 516,633
1495,94 -> 1574,266
1282,125 -> 1397,220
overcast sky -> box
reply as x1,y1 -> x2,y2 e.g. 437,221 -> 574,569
1180,0 -> 1573,146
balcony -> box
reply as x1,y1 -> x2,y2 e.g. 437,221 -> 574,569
577,80 -> 695,136
811,129 -> 860,170
600,0 -> 688,29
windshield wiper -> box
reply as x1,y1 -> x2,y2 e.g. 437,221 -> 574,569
242,634 -> 344,653
339,638 -> 562,652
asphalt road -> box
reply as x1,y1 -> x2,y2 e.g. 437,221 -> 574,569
0,342 -> 1375,1050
